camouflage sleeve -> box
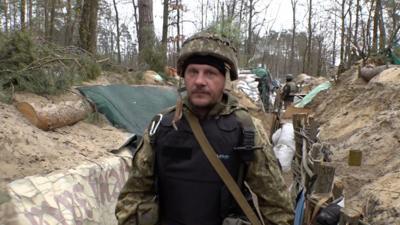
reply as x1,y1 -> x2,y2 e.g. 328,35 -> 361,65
245,118 -> 294,225
115,130 -> 156,225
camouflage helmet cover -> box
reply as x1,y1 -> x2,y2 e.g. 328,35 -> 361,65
177,32 -> 239,80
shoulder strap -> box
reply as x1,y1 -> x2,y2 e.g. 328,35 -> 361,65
184,110 -> 262,225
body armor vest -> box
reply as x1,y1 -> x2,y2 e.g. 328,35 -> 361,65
152,110 -> 252,225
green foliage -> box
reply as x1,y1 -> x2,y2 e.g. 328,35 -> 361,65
205,19 -> 242,49
140,42 -> 165,73
0,32 -> 101,102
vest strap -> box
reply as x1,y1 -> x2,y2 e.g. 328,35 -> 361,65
185,109 -> 262,225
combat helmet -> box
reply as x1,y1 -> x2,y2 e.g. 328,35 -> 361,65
286,74 -> 294,82
177,32 -> 239,81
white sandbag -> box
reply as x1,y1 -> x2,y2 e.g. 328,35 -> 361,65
273,144 -> 295,172
272,123 -> 295,149
272,128 -> 282,145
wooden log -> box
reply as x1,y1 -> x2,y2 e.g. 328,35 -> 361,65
359,65 -> 387,81
16,99 -> 93,131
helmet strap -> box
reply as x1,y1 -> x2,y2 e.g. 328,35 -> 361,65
224,63 -> 232,91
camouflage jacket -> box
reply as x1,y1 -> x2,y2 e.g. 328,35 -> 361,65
115,93 -> 294,225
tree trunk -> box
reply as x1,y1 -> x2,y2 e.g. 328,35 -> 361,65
306,0 -> 312,74
366,0 -> 375,56
44,0 -> 49,38
372,0 -> 379,53
177,0 -> 181,52
79,0 -> 99,54
4,0 -> 8,32
387,1 -> 400,46
161,0 -> 169,62
12,0 -> 17,30
65,0 -> 73,45
333,14 -> 337,66
132,0 -> 139,41
20,0 -> 26,30
317,37 -> 323,76
339,0 -> 346,66
290,0 -> 298,74
113,0 -> 121,63
49,0 -> 56,41
346,0 -> 353,68
378,0 -> 385,51
246,0 -> 254,65
16,100 -> 94,131
28,0 -> 32,28
138,0 -> 155,66
354,0 -> 360,47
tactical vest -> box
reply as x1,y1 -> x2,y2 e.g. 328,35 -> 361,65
287,81 -> 298,95
151,109 -> 255,225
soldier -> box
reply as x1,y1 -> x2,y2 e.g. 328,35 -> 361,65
115,32 -> 294,225
282,74 -> 298,109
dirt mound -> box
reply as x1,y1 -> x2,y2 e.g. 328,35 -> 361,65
0,97 -> 130,192
310,67 -> 400,223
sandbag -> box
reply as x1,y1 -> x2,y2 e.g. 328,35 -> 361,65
273,144 -> 295,172
272,123 -> 295,171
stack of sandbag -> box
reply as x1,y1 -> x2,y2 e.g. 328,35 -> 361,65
272,123 -> 295,172
235,71 -> 260,102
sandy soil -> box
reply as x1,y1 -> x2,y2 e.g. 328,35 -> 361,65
0,73 -> 133,194
309,66 -> 400,224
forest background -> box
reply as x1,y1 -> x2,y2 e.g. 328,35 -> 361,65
0,0 -> 399,100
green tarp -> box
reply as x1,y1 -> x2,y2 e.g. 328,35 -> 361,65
78,84 -> 177,136
294,81 -> 331,108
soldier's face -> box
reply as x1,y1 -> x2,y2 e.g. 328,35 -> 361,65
184,64 -> 225,108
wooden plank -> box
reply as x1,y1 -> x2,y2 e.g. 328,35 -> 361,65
314,161 -> 336,194
282,105 -> 311,119
339,208 -> 361,225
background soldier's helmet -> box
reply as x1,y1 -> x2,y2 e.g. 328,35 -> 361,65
286,74 -> 294,81
177,32 -> 239,81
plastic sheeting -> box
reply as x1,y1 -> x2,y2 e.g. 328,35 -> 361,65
5,149 -> 132,225
78,85 -> 177,136
294,81 -> 331,108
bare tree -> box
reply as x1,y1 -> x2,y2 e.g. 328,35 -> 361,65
378,0 -> 385,51
3,0 -> 8,32
21,0 -> 26,30
113,0 -> 121,63
387,0 -> 400,46
290,0 -> 299,74
132,0 -> 139,38
28,0 -> 32,28
345,0 -> 353,68
339,0 -> 347,68
65,0 -> 74,45
176,0 -> 181,52
304,0 -> 313,73
48,0 -> 56,40
161,0 -> 169,58
372,0 -> 379,53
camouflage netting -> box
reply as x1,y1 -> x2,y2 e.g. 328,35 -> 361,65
0,32 -> 101,102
